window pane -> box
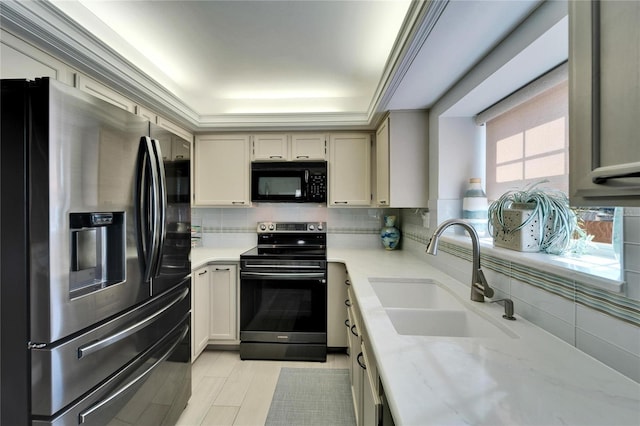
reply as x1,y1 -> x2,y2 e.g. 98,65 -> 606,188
525,153 -> 565,179
525,117 -> 566,156
496,133 -> 523,163
496,162 -> 523,183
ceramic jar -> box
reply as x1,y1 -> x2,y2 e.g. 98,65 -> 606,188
462,178 -> 488,237
380,215 -> 400,250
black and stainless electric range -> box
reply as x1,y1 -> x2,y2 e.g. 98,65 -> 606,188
239,221 -> 327,362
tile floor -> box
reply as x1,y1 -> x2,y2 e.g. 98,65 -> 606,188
176,350 -> 350,426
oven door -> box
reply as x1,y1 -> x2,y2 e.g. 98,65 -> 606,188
240,268 -> 327,344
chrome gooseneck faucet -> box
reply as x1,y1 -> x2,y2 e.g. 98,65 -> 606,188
426,219 -> 494,302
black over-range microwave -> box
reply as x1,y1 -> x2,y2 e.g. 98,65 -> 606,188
251,161 -> 327,203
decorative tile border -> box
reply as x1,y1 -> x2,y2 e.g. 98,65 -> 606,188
403,230 -> 640,326
424,236 -> 640,327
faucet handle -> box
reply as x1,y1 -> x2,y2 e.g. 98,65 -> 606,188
475,269 -> 494,298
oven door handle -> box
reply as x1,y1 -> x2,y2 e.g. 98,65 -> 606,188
241,271 -> 326,280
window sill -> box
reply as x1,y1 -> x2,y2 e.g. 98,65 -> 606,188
440,234 -> 624,294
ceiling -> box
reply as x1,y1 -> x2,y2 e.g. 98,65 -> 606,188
42,0 -> 557,130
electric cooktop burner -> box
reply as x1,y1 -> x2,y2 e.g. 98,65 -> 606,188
240,221 -> 327,261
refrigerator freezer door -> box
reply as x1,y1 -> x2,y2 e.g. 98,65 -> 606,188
28,79 -> 151,344
149,123 -> 191,296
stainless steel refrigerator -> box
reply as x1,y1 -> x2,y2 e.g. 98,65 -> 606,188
1,78 -> 192,425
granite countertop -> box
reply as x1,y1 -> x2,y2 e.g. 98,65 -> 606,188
192,246 -> 640,425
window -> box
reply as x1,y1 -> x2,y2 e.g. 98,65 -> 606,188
477,69 -> 622,278
486,80 -> 568,200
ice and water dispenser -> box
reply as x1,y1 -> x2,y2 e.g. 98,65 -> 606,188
69,212 -> 125,298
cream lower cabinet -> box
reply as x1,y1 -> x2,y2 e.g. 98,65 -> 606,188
569,0 -> 640,206
209,264 -> 238,341
347,286 -> 382,426
194,135 -> 251,206
328,262 -> 349,348
192,266 -> 211,361
329,134 -> 371,206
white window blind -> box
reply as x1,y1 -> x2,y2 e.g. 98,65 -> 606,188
484,78 -> 569,201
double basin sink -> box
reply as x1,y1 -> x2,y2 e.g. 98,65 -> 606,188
369,278 -> 517,339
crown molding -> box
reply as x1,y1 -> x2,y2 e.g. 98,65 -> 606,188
371,0 -> 448,126
1,0 -> 438,131
0,0 -> 200,129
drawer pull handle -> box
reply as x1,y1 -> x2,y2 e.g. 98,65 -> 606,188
345,279 -> 351,286
350,325 -> 359,337
357,352 -> 366,370
345,319 -> 350,328
345,299 -> 351,307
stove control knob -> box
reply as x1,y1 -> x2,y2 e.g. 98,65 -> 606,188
259,224 -> 267,231
268,224 -> 275,230
309,224 -> 315,231
317,224 -> 323,231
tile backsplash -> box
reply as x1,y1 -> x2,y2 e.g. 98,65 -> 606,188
400,208 -> 640,382
193,205 -> 398,248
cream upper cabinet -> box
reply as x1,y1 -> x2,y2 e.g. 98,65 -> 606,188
252,134 -> 288,161
194,134 -> 251,206
374,111 -> 428,207
252,133 -> 326,161
209,264 -> 238,342
375,118 -> 391,206
0,29 -> 75,86
192,266 -> 211,361
569,0 -> 640,206
291,134 -> 327,160
329,133 -> 371,206
76,74 -> 136,113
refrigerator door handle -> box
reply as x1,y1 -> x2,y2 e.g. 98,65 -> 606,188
150,138 -> 167,279
77,324 -> 189,424
76,287 -> 189,359
135,136 -> 161,283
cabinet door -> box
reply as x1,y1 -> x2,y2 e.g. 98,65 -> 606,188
209,264 -> 238,341
252,134 -> 288,161
194,135 -> 251,206
569,0 -> 640,206
192,267 -> 210,361
347,305 -> 363,426
291,134 -> 327,160
362,341 -> 382,426
375,118 -> 390,206
328,262 -> 349,348
157,116 -> 193,146
135,106 -> 157,123
172,136 -> 191,161
329,134 -> 371,206
1,29 -> 75,86
76,74 -> 136,112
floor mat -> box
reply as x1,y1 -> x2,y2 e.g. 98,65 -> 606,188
265,368 -> 356,426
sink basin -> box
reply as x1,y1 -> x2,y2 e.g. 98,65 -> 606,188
385,308 -> 518,339
369,278 -> 464,309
